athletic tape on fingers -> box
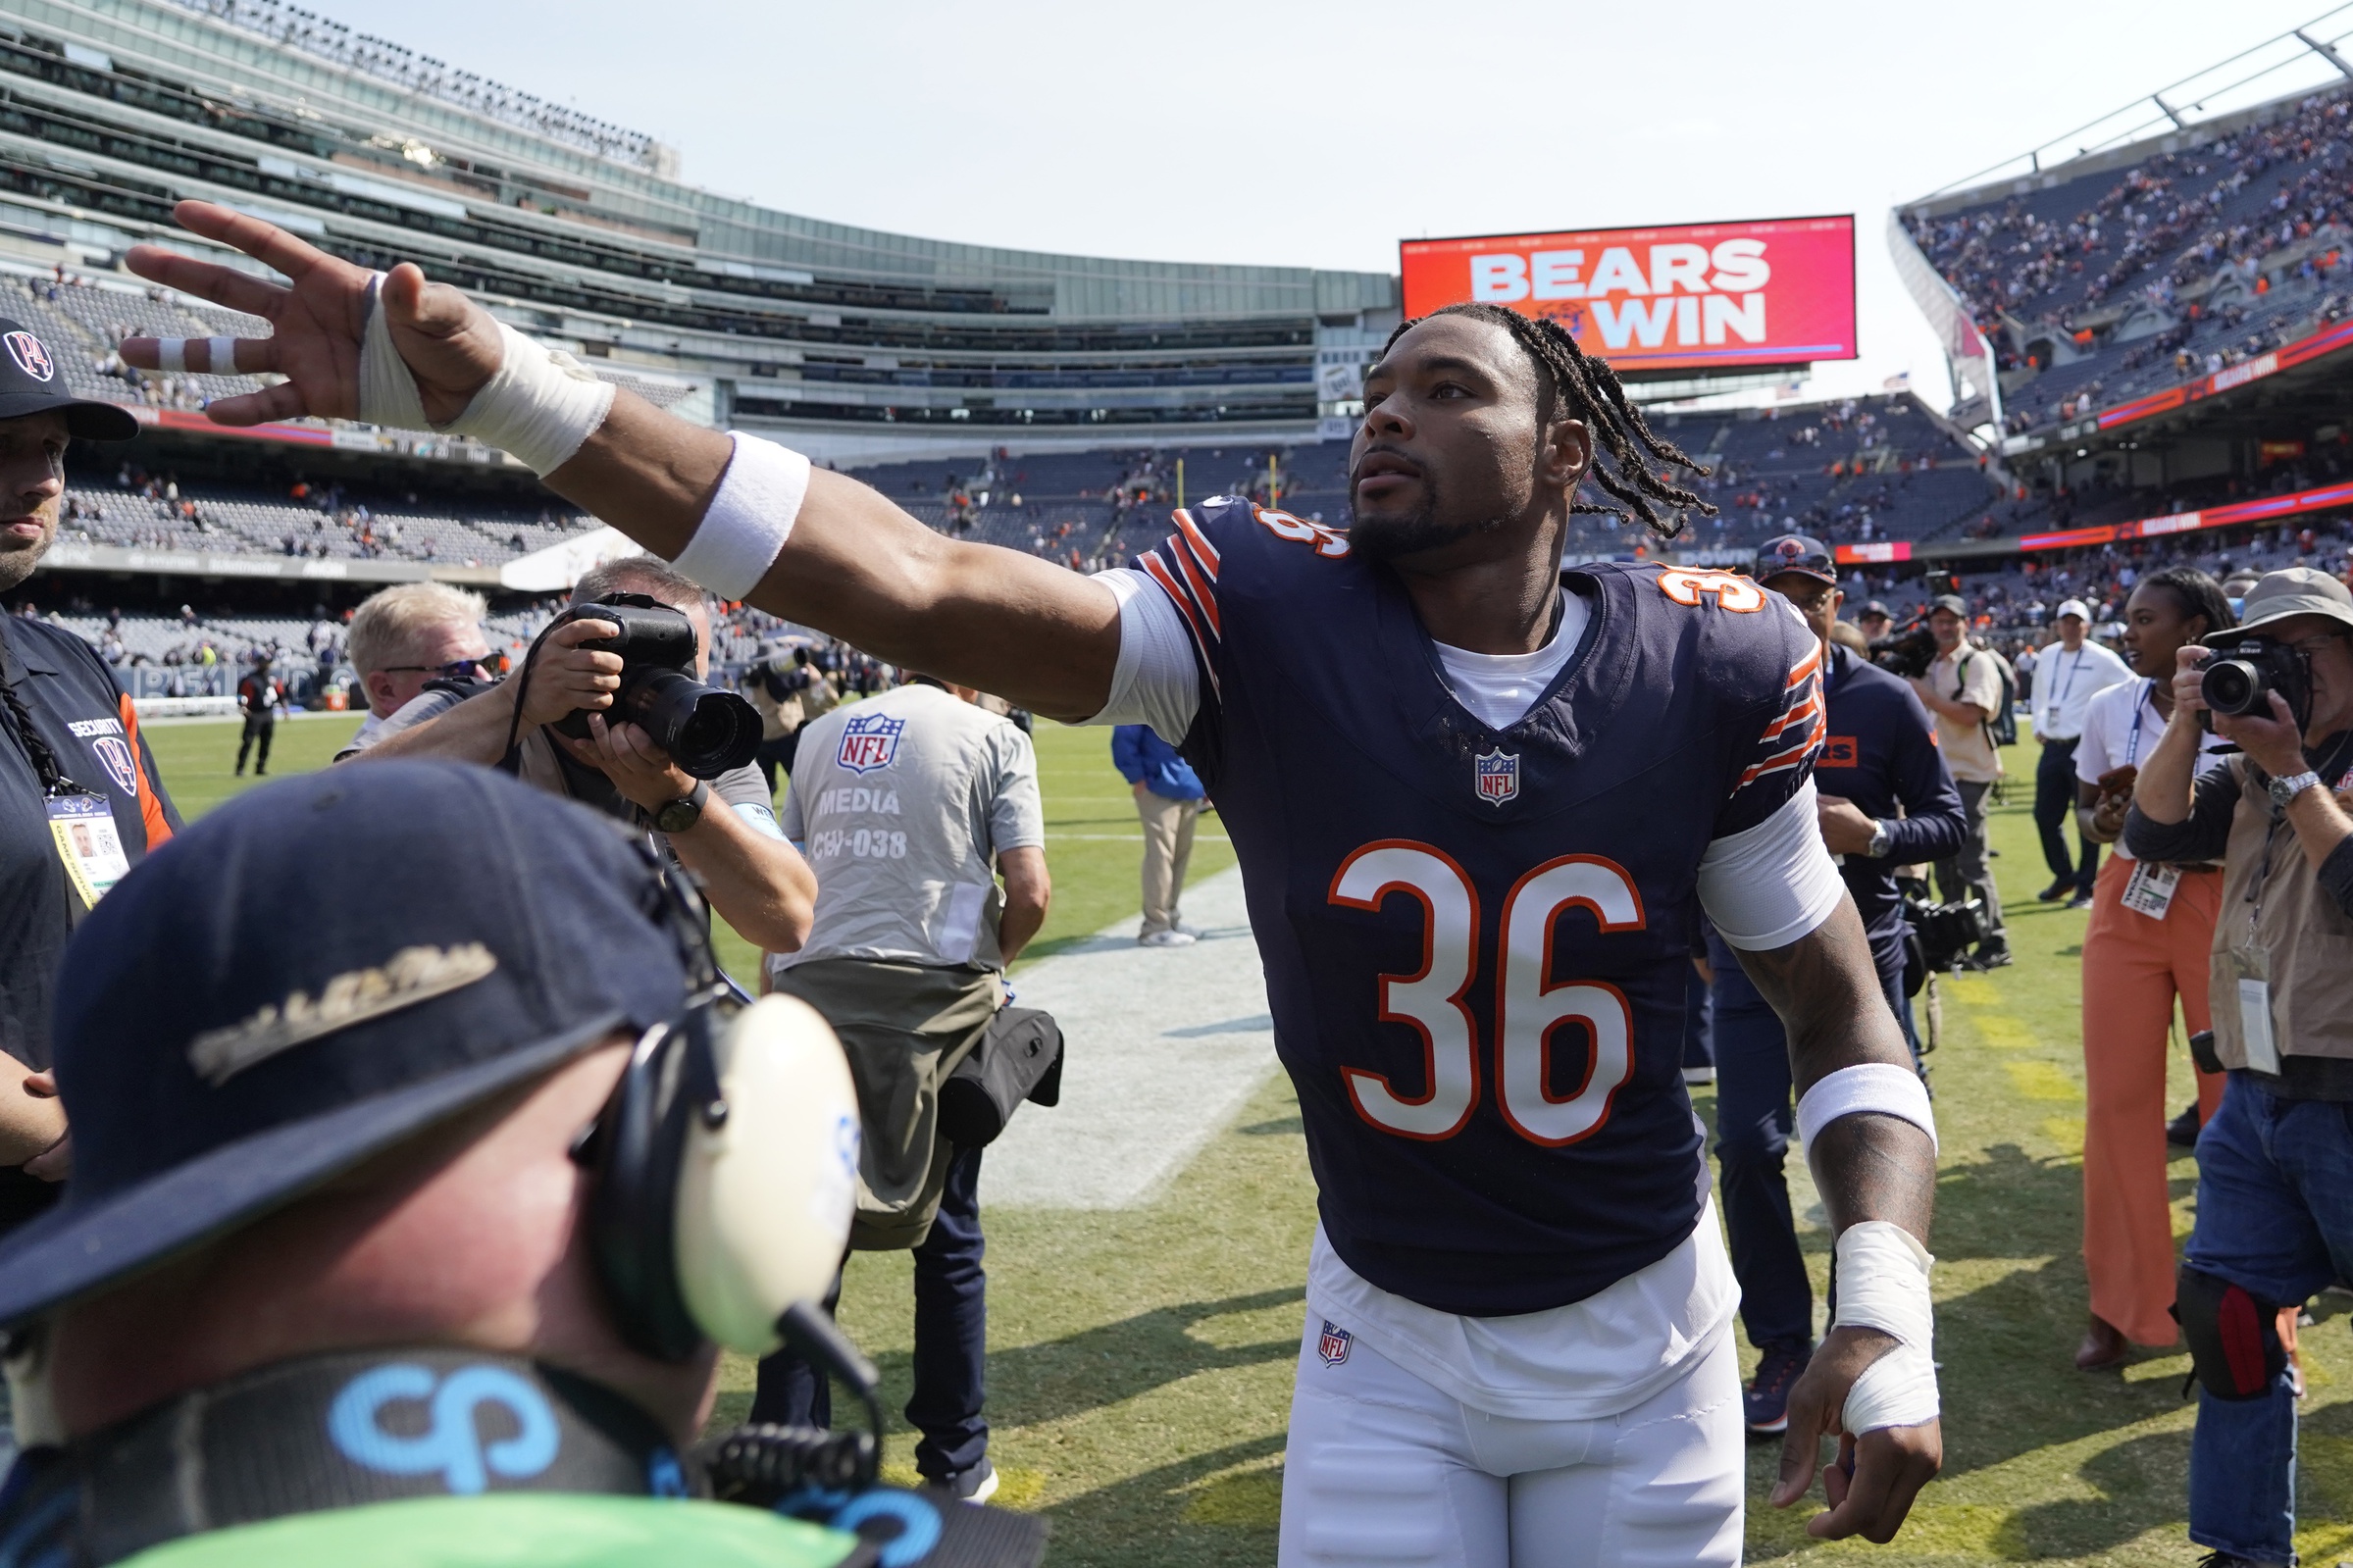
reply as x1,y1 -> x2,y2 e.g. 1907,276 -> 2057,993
155,339 -> 184,374
669,433 -> 811,600
1832,1221 -> 1940,1434
207,337 -> 238,375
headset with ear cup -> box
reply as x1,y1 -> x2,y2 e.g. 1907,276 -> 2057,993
573,850 -> 862,1365
575,989 -> 861,1364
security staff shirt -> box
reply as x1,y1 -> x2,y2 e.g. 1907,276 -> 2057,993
0,615 -> 179,1069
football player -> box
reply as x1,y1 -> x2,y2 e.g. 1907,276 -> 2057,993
127,203 -> 1943,1566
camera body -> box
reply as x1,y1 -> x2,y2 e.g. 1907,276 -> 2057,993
547,594 -> 762,780
2198,636 -> 2313,731
1904,884 -> 1986,974
1868,622 -> 1940,681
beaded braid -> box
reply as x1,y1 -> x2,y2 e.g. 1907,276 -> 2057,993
1379,302 -> 1717,541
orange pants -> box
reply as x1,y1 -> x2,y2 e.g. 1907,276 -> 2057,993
2080,853 -> 2226,1346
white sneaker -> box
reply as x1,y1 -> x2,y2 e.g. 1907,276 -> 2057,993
1139,929 -> 1197,948
1172,919 -> 1204,938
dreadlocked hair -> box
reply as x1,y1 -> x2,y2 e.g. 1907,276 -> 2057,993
1380,302 -> 1717,541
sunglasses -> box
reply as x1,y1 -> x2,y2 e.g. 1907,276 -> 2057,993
381,658 -> 487,680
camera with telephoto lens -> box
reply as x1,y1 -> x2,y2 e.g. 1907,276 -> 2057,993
1869,621 -> 1940,680
547,593 -> 762,779
1902,880 -> 1987,974
2198,636 -> 2314,730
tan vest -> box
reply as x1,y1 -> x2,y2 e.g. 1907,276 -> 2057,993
2208,758 -> 2353,1067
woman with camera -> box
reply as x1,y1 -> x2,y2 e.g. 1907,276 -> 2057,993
2066,568 -> 2234,1372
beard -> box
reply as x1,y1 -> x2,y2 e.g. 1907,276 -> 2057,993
0,509 -> 55,594
1349,473 -> 1509,564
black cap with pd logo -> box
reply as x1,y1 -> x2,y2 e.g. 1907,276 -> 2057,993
0,317 -> 140,440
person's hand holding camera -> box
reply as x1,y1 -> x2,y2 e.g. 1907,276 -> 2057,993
515,617 -> 625,729
2215,690 -> 2310,779
2169,644 -> 2211,723
556,711 -> 696,813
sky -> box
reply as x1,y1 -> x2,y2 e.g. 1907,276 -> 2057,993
290,0 -> 2343,412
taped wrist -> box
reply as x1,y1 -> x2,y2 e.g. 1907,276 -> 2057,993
1832,1221 -> 1940,1433
353,276 -> 615,473
1795,1062 -> 1937,1153
669,433 -> 811,601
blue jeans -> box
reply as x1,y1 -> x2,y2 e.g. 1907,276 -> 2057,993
752,1145 -> 990,1480
1710,943 -> 1918,1352
2182,1075 -> 2353,1565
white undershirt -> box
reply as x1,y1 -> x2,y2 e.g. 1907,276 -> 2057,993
1082,567 -> 1842,1417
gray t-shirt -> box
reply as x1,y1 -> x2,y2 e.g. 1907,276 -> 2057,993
344,685 -> 782,838
779,683 -> 1045,971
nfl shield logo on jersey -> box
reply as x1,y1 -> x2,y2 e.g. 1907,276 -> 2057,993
835,713 -> 905,775
1316,1320 -> 1353,1366
1473,748 -> 1518,807
5,330 -> 53,382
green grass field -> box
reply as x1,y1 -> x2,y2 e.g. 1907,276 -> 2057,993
140,716 -> 2352,1566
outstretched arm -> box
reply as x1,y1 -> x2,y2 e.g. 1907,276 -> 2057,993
1733,895 -> 1942,1544
119,202 -> 1122,721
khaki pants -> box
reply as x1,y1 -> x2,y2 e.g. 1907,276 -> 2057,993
1137,788 -> 1201,936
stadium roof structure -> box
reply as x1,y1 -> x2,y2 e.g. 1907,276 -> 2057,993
2,0 -> 1400,463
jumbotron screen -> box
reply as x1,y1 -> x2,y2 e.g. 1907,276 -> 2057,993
1399,216 -> 1858,374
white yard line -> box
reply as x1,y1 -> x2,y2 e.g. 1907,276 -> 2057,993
985,867 -> 1278,1210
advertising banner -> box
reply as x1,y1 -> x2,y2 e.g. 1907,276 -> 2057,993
1400,216 -> 1858,375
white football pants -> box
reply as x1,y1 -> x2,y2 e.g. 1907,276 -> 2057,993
1277,1314 -> 1745,1568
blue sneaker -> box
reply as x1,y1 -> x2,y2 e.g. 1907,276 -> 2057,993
1745,1341 -> 1813,1435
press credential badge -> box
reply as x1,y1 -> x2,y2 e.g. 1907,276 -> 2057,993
48,793 -> 129,907
2120,860 -> 2180,920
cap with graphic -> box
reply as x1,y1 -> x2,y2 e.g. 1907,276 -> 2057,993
0,318 -> 139,440
0,762 -> 691,1327
2228,566 -> 2353,638
1754,532 -> 1837,586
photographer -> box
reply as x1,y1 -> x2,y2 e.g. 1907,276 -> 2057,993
2124,567 -> 2353,1567
1708,537 -> 1968,1435
743,642 -> 836,796
335,582 -> 493,758
1911,594 -> 2012,967
345,557 -> 813,954
756,670 -> 1049,1504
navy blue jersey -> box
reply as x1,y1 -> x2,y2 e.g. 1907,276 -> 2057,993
1139,497 -> 1823,1316
1810,646 -> 1967,962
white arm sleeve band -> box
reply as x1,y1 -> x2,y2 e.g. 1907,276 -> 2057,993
1078,568 -> 1202,743
1831,1221 -> 1940,1433
1795,1062 -> 1937,1152
669,433 -> 812,600
1695,783 -> 1847,950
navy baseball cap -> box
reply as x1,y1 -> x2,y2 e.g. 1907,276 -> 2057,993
1755,533 -> 1837,585
1857,599 -> 1893,620
0,317 -> 139,440
0,763 -> 691,1327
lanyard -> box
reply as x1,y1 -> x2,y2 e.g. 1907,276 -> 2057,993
2052,646 -> 2088,715
0,623 -> 82,798
2124,680 -> 2155,768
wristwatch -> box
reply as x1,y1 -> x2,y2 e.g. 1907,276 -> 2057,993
1866,820 -> 1893,859
652,780 -> 710,835
2268,769 -> 2323,808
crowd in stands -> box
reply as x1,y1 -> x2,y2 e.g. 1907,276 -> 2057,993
1909,89 -> 2353,430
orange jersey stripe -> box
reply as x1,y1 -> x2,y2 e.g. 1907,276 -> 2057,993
118,693 -> 174,848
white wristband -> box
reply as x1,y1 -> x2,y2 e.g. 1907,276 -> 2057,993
1832,1221 -> 1940,1433
1795,1062 -> 1936,1153
352,276 -> 614,470
670,433 -> 811,600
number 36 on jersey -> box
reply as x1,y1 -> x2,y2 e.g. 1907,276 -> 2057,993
1328,841 -> 1647,1150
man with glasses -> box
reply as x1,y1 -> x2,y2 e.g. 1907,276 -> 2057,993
336,582 -> 497,759
2126,567 -> 2353,1566
1705,536 -> 1968,1435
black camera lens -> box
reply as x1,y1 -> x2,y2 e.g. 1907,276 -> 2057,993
623,667 -> 762,779
2200,658 -> 2264,717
